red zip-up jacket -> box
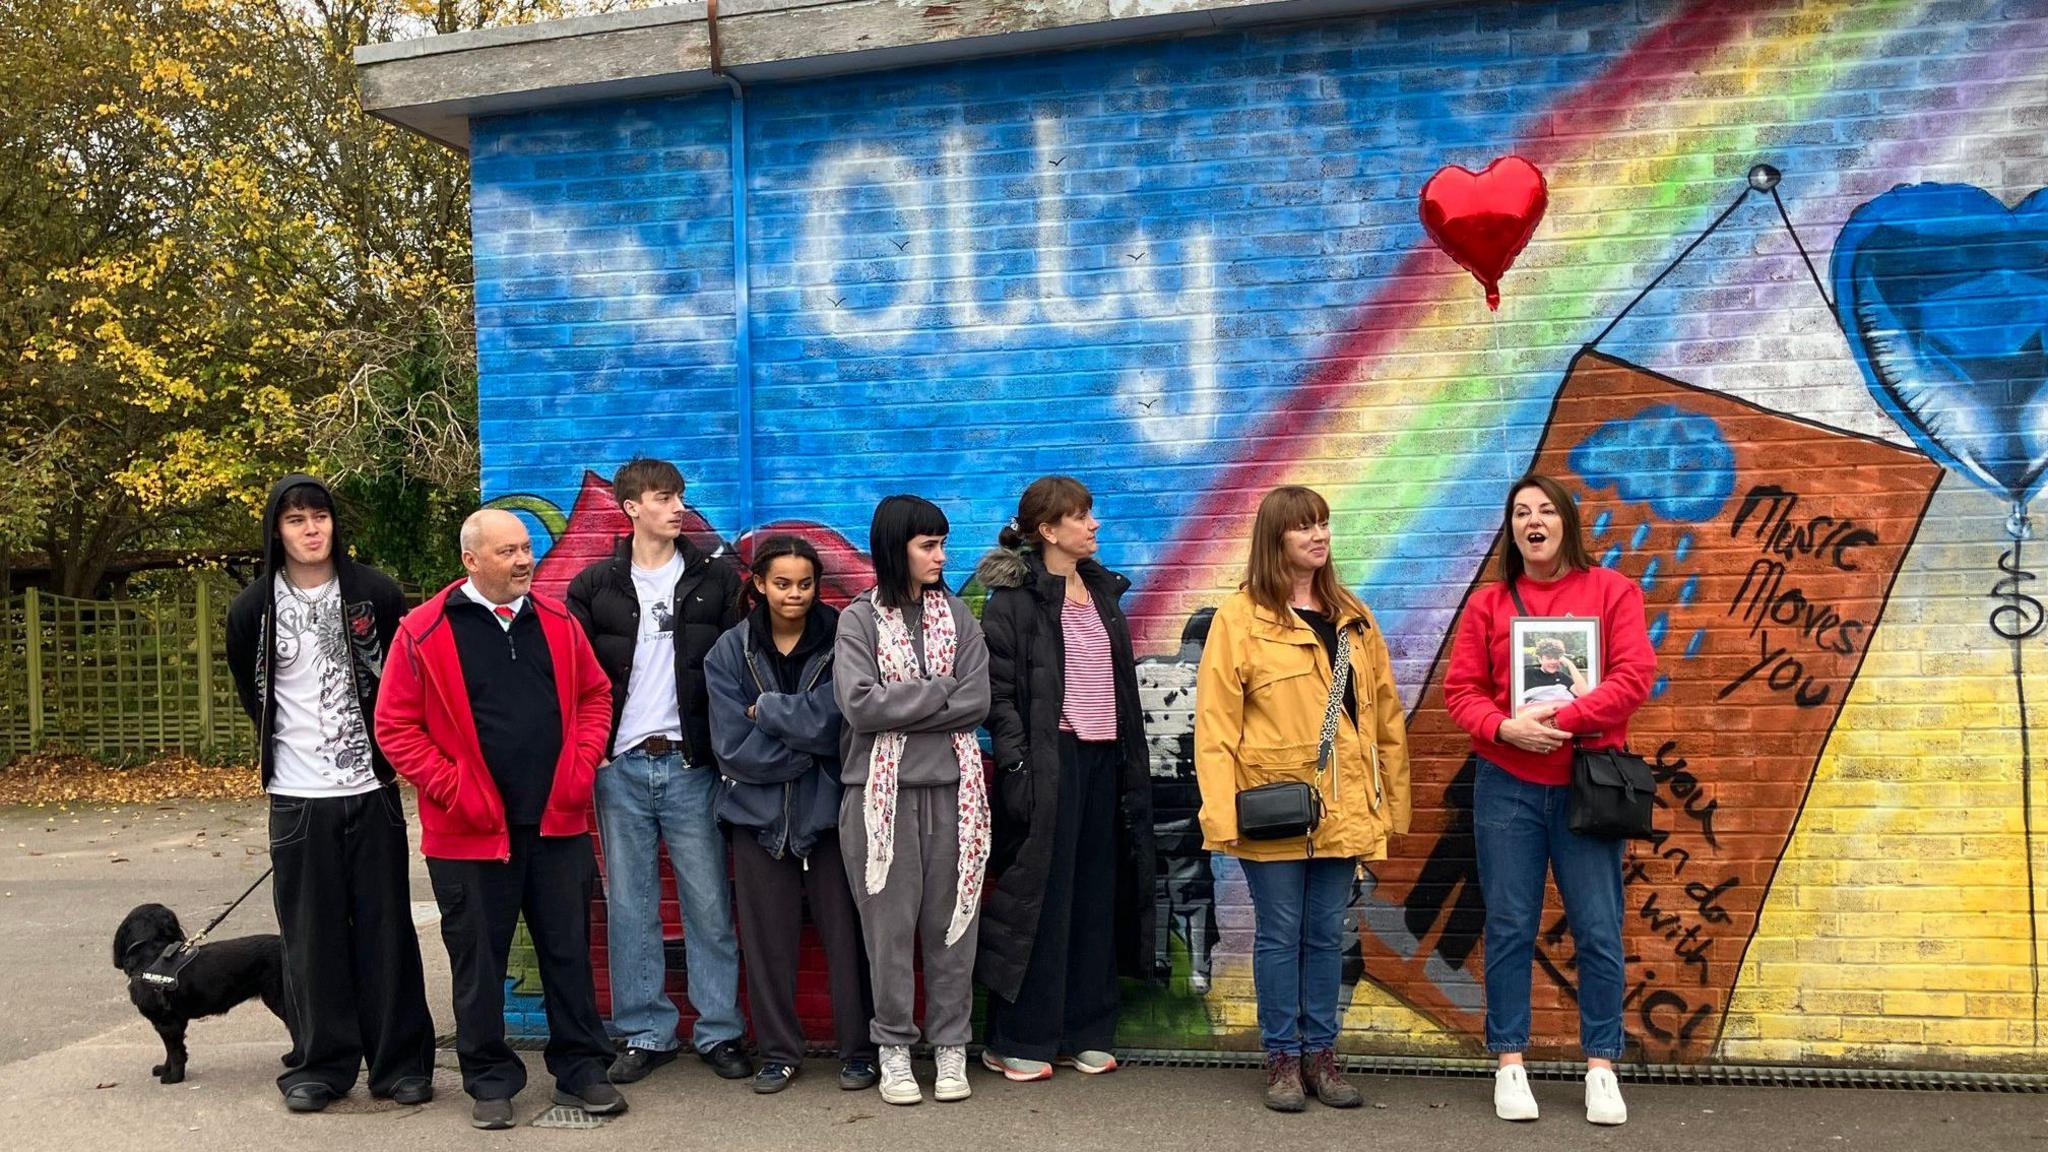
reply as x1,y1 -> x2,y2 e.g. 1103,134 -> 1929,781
374,581 -> 614,861
1443,564 -> 1656,786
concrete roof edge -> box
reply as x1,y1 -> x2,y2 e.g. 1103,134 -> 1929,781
355,0 -> 1450,152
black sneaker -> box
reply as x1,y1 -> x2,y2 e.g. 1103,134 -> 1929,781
471,1098 -> 514,1130
753,1062 -> 796,1094
554,1081 -> 628,1116
700,1039 -> 753,1080
386,1076 -> 434,1106
608,1045 -> 678,1084
283,1083 -> 335,1113
839,1057 -> 879,1091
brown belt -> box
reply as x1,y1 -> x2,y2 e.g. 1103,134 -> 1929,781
632,735 -> 681,757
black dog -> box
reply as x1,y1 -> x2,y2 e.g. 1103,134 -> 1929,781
111,903 -> 293,1084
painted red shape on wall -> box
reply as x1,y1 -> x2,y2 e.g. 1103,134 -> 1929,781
1419,156 -> 1548,310
1361,350 -> 1943,1062
531,470 -> 731,601
737,521 -> 877,609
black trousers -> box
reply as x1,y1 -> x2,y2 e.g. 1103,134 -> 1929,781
984,734 -> 1122,1061
730,829 -> 876,1065
427,827 -> 612,1100
268,786 -> 436,1097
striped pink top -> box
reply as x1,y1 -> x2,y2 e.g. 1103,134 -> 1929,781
1059,597 -> 1118,741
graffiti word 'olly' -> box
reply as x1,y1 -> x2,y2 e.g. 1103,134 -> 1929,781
800,120 -> 1221,457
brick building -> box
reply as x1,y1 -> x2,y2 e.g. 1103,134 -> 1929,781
356,0 -> 2048,1071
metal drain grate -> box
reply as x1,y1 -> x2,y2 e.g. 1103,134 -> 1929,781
1115,1049 -> 2048,1093
531,1105 -> 605,1129
431,1036 -> 2048,1094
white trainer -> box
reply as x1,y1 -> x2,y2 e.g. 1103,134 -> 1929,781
1494,1064 -> 1540,1121
878,1045 -> 922,1106
934,1045 -> 972,1102
1585,1067 -> 1628,1126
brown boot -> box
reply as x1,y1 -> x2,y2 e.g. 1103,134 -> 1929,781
1264,1053 -> 1306,1112
1303,1050 -> 1363,1108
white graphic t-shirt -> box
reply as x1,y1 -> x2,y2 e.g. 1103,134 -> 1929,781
611,551 -> 687,758
268,574 -> 379,797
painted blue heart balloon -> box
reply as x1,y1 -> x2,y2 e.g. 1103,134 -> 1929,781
1833,183 -> 2048,507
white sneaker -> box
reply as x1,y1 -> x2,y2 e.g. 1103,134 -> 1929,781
878,1045 -> 922,1106
1494,1064 -> 1539,1121
1585,1067 -> 1627,1126
934,1045 -> 971,1101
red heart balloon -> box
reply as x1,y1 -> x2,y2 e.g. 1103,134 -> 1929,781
1420,157 -> 1548,310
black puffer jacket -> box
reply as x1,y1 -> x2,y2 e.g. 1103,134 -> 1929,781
565,535 -> 744,764
223,474 -> 406,787
972,546 -> 1156,1002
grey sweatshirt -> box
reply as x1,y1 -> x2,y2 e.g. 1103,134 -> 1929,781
834,591 -> 991,787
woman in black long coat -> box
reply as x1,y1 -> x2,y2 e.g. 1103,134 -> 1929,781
973,475 -> 1156,1081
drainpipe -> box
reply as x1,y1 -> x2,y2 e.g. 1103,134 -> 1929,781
708,0 -> 755,536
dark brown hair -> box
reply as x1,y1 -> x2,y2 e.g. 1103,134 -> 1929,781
997,475 -> 1093,551
612,458 -> 684,509
1244,485 -> 1366,622
1498,473 -> 1593,586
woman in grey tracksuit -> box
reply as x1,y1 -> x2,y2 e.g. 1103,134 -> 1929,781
835,495 -> 991,1106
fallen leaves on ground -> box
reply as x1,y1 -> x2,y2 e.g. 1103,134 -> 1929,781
0,752 -> 262,807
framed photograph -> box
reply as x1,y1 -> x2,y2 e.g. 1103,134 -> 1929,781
1509,616 -> 1601,713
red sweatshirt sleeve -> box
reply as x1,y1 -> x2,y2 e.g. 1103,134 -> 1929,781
374,627 -> 460,810
566,622 -> 614,777
1443,586 -> 1509,745
1553,572 -> 1656,737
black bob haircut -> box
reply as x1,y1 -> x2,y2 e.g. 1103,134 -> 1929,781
869,495 -> 950,609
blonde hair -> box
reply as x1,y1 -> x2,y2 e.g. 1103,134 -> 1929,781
1244,486 -> 1366,621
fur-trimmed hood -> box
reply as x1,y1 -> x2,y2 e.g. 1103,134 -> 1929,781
973,546 -> 1131,598
973,546 -> 1034,590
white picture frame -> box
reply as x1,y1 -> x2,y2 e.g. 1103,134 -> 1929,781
1509,615 -> 1601,714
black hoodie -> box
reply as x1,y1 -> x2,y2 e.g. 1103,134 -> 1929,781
223,474 -> 408,787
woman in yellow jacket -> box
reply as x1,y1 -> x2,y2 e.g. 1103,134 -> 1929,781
1195,485 -> 1411,1113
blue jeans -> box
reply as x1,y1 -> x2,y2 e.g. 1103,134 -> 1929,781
1472,757 -> 1626,1059
1236,856 -> 1355,1056
594,749 -> 742,1053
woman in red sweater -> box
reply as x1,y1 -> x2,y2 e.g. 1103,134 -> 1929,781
1443,474 -> 1654,1128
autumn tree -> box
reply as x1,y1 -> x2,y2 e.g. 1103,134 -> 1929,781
0,0 -> 652,597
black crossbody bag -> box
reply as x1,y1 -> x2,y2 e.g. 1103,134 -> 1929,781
1235,624 -> 1353,842
1507,581 -> 1656,841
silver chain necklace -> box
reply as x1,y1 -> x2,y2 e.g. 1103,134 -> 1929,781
281,572 -> 333,616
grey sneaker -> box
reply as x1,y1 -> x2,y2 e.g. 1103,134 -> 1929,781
878,1045 -> 922,1106
934,1045 -> 971,1102
471,1098 -> 514,1130
553,1081 -> 627,1116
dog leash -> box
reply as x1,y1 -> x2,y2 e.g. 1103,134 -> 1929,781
184,866 -> 275,949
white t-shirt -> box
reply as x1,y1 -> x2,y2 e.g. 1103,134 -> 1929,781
611,551 -> 687,757
267,574 -> 380,798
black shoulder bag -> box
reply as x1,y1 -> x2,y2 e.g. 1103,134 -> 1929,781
1234,624 -> 1353,842
1506,581 -> 1656,841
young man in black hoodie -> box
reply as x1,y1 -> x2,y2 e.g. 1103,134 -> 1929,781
223,475 -> 436,1113
566,459 -> 750,1082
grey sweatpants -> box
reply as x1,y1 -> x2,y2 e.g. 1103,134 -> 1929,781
838,784 -> 980,1048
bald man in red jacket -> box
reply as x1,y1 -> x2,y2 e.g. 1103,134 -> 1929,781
376,509 -> 624,1130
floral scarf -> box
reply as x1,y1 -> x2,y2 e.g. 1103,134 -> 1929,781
862,589 -> 990,946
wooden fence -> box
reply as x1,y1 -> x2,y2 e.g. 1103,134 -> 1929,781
0,581 -> 255,763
